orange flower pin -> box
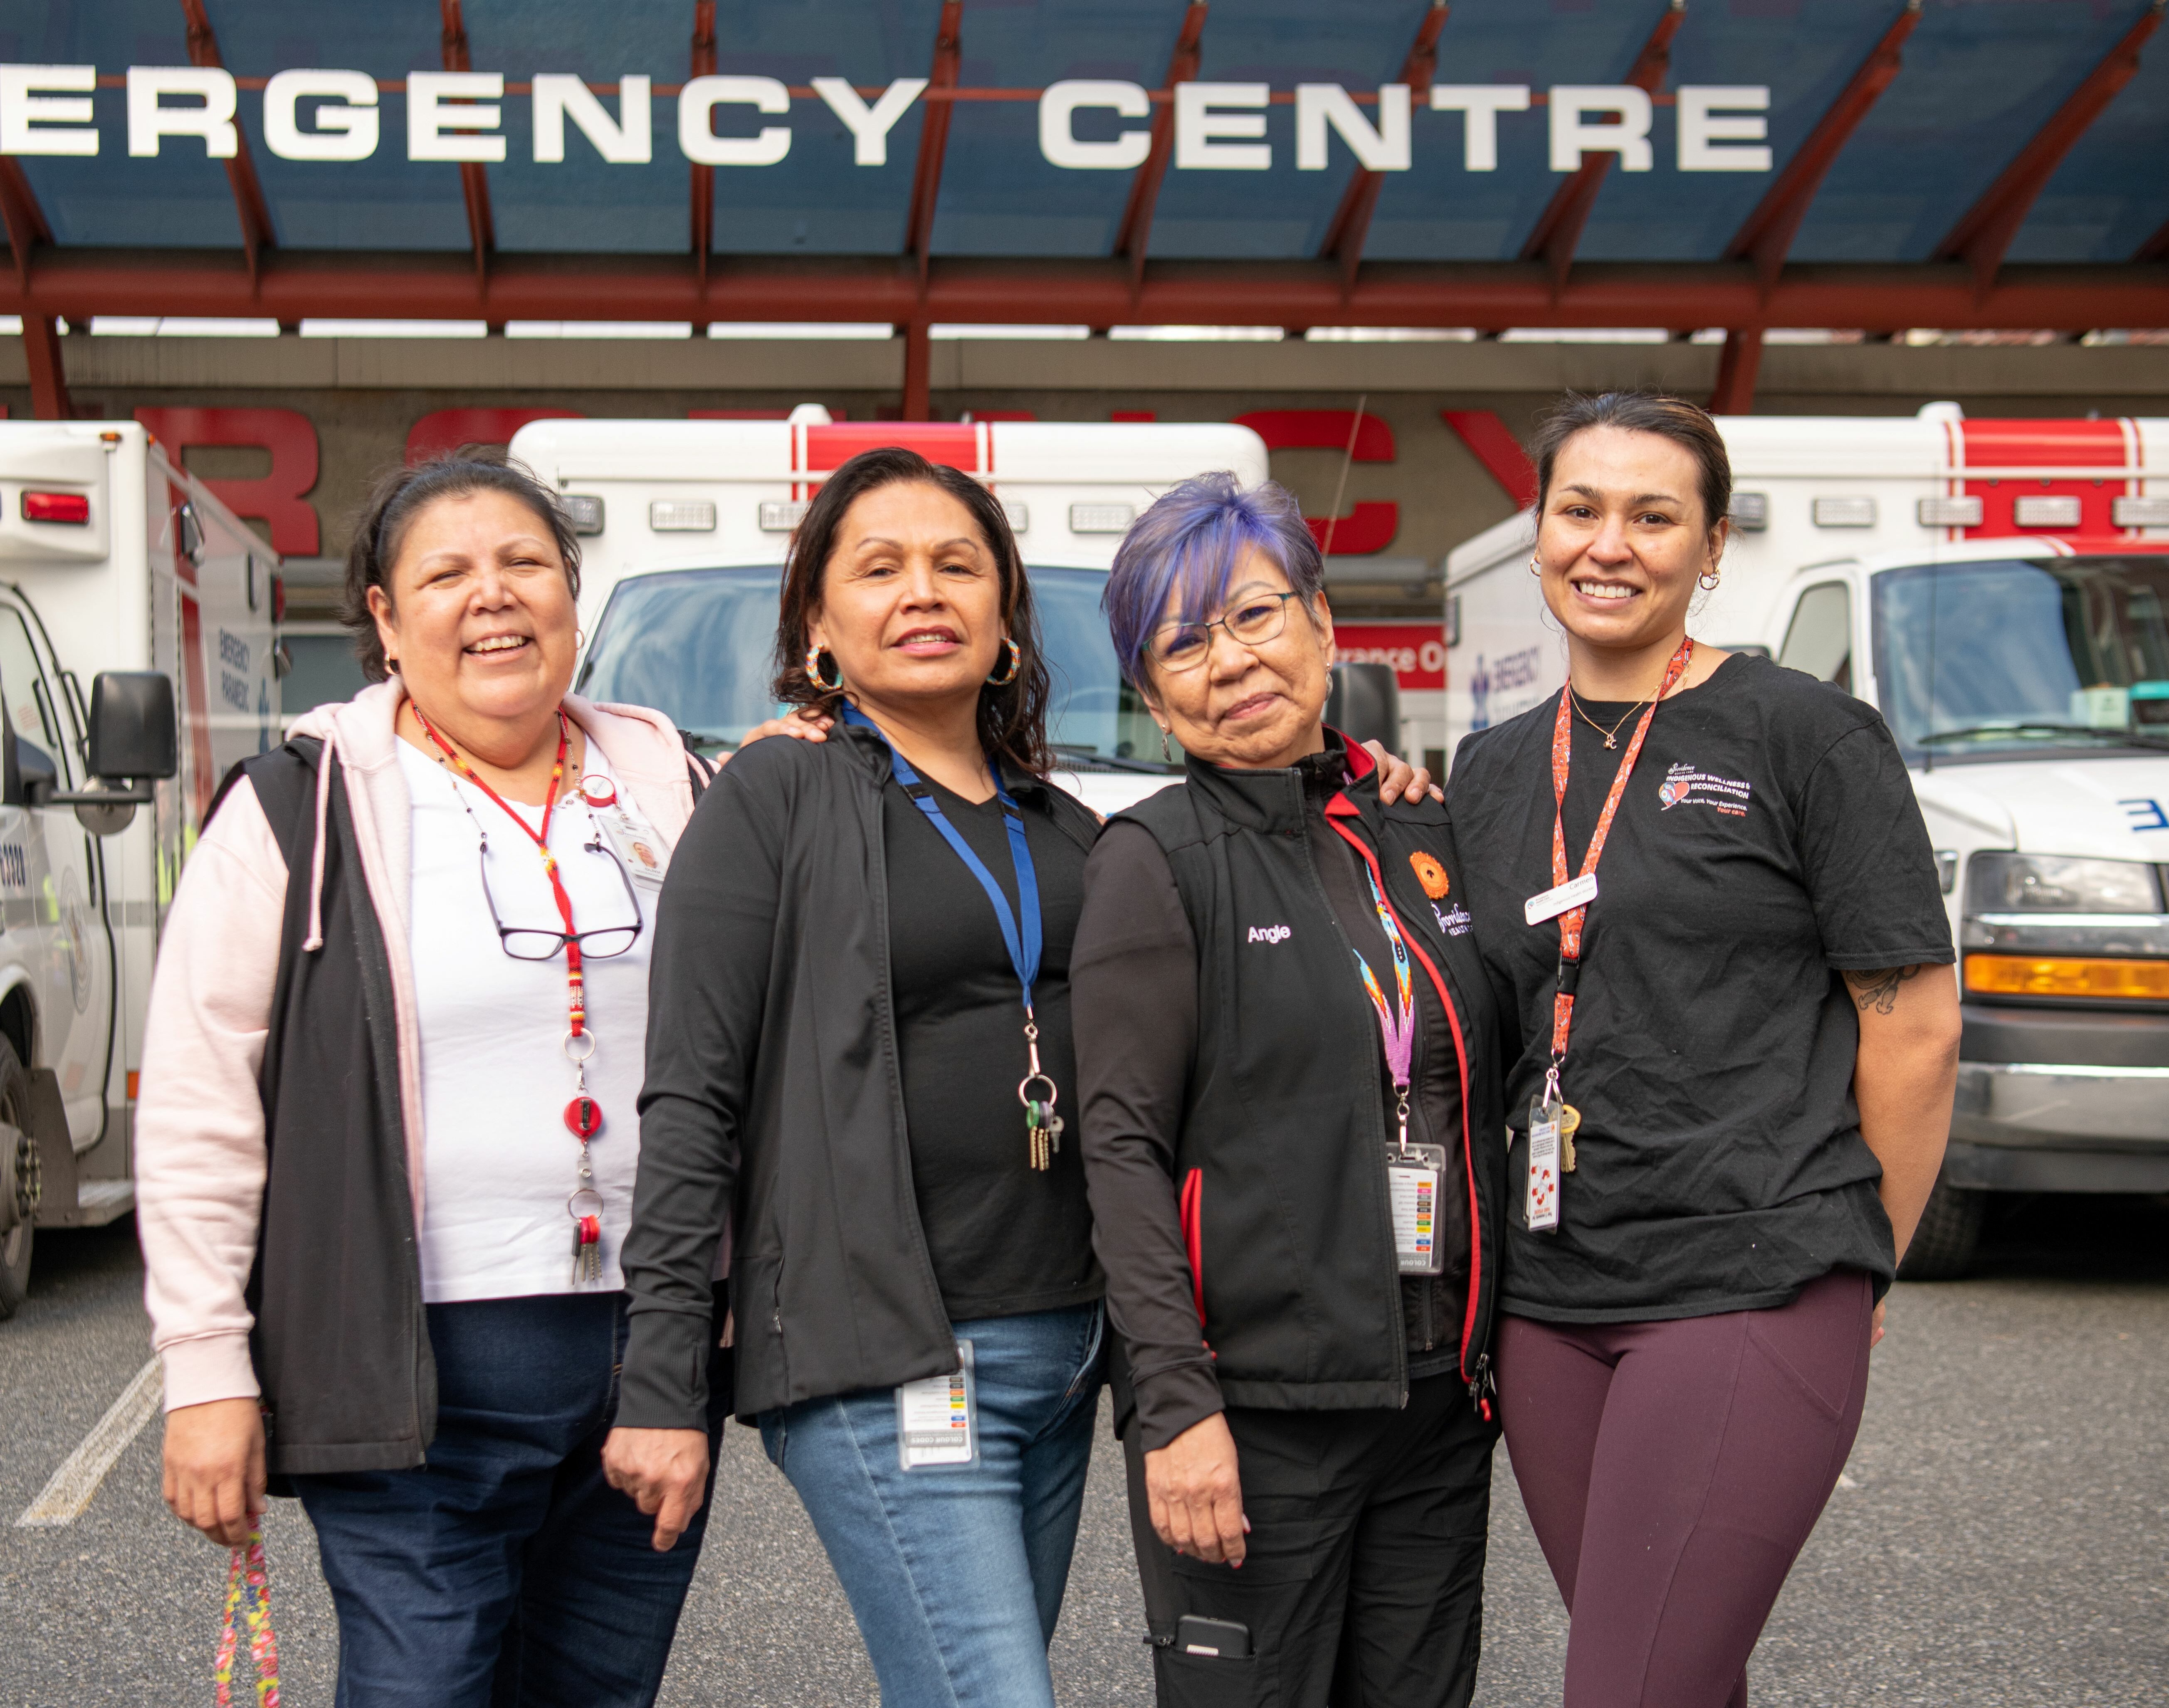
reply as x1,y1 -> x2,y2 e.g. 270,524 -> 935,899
1410,850 -> 1449,899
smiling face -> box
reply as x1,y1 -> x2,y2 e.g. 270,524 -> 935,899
808,479 -> 1007,713
1139,545 -> 1334,770
367,488 -> 579,727
1537,424 -> 1729,666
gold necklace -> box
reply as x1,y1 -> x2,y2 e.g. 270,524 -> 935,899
1569,689 -> 1649,750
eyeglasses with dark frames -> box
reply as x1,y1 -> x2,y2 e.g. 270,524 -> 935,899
475,832 -> 644,962
1146,590 -> 1304,673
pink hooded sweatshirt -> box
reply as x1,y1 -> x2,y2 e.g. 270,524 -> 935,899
134,680 -> 702,1412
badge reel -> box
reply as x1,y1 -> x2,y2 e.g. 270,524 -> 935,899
895,1340 -> 978,1471
581,774 -> 669,893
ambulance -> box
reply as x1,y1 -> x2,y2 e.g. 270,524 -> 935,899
509,409 -> 1270,817
1444,405 -> 2169,1278
0,420 -> 279,1316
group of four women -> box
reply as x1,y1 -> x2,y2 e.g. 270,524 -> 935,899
139,388 -> 1962,1708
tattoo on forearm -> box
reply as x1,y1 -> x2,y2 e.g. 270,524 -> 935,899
1842,964 -> 1923,1015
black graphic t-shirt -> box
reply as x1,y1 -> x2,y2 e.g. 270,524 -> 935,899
1446,652 -> 1954,1323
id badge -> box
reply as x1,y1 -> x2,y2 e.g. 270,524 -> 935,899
591,796 -> 669,893
1525,1095 -> 1562,1234
1386,1144 -> 1448,1275
896,1340 -> 978,1470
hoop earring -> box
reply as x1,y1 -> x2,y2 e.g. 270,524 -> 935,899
1159,725 -> 1172,763
804,644 -> 844,692
385,659 -> 400,674
575,627 -> 587,651
986,637 -> 1021,687
1528,553 -> 1542,577
1698,569 -> 1721,590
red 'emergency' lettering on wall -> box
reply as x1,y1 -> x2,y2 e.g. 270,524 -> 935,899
133,407 -> 321,556
1233,409 -> 1398,554
406,409 -> 584,466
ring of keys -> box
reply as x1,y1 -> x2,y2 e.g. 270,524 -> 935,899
1019,1072 -> 1063,1172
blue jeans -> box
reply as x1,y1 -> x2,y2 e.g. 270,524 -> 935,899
293,1291 -> 728,1708
759,1302 -> 1105,1708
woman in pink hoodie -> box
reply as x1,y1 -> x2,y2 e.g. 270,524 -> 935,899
136,448 -> 746,1708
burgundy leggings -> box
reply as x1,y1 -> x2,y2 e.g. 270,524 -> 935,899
1495,1269 -> 1874,1708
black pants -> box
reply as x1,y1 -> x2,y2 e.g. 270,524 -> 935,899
1124,1373 -> 1500,1708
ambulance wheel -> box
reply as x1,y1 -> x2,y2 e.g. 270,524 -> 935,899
1896,1170 -> 1985,1281
0,1040 -> 35,1319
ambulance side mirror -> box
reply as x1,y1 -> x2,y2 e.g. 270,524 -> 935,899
1326,662 -> 1403,759
87,672 -> 178,784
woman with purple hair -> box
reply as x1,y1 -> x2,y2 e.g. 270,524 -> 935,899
1072,474 -> 1508,1708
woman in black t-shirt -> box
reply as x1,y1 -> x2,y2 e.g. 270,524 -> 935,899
1446,392 -> 1961,1708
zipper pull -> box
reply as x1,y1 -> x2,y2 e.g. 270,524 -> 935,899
1467,1352 -> 1495,1421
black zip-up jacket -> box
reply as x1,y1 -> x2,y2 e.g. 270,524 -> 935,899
616,723 -> 1102,1428
1075,740 -> 1505,1438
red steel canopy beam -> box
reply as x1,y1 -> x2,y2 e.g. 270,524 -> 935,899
5,252 -> 2164,332
904,0 -> 963,278
180,0 -> 277,286
0,159 -> 53,289
22,315 -> 72,421
1114,3 -> 1209,291
1936,0 -> 2165,292
1708,326 -> 1763,414
1521,0 -> 1684,295
690,1 -> 716,289
1320,1 -> 1447,290
441,0 -> 495,290
1726,2 -> 1920,291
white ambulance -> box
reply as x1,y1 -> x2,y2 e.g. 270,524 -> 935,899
0,420 -> 279,1316
508,409 -> 1268,817
1444,404 -> 2169,1278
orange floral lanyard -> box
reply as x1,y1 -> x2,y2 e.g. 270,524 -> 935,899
411,702 -> 607,1281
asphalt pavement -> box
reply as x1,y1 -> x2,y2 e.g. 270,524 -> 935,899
5,1194 -> 2166,1706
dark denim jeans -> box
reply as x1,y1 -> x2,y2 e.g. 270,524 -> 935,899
759,1301 -> 1105,1708
293,1291 -> 727,1708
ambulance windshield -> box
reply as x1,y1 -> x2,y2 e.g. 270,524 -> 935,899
574,564 -> 1176,770
1870,556 -> 2169,760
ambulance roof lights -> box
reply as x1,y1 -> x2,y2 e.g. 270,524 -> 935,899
1919,496 -> 1985,527
2013,496 -> 2082,529
759,501 -> 808,533
650,501 -> 717,533
1070,502 -> 1134,534
1811,497 -> 1877,528
1003,501 -> 1028,533
560,495 -> 604,536
22,491 -> 91,525
2114,496 -> 2169,527
1729,492 -> 1769,531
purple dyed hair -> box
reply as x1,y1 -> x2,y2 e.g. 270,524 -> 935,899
1102,474 -> 1325,683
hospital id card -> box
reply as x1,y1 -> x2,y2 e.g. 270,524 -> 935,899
896,1340 -> 978,1470
1387,1144 -> 1449,1275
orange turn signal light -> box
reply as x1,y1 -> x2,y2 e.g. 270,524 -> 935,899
1964,955 -> 2169,1000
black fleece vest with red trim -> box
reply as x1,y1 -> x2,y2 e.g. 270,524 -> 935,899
1114,740 -> 1505,1413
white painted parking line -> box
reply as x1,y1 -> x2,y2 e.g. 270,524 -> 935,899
15,1357 -> 161,1528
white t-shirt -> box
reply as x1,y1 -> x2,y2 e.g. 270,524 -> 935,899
398,739 -> 654,1303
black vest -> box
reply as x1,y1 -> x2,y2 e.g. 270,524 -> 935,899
1117,748 -> 1504,1411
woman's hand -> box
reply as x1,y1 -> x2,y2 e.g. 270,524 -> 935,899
731,707 -> 835,755
603,1426 -> 711,1551
162,1397 -> 265,1548
1143,1412 -> 1249,1567
1870,1299 -> 1887,1350
1365,741 -> 1441,805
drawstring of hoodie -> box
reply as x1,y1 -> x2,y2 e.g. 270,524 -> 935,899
302,725 -> 335,953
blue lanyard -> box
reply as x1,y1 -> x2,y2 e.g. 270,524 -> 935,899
841,702 -> 1041,1012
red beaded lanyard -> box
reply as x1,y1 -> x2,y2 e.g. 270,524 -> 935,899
411,701 -> 607,1281
1542,636 -> 1694,1096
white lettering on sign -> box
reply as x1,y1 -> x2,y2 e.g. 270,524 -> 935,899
679,75 -> 792,168
1040,80 -> 1152,170
264,69 -> 379,162
533,74 -> 652,164
408,71 -> 506,163
127,66 -> 237,158
1336,624 -> 1446,690
1176,82 -> 1272,170
0,65 -> 98,157
10,70 -> 1779,178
